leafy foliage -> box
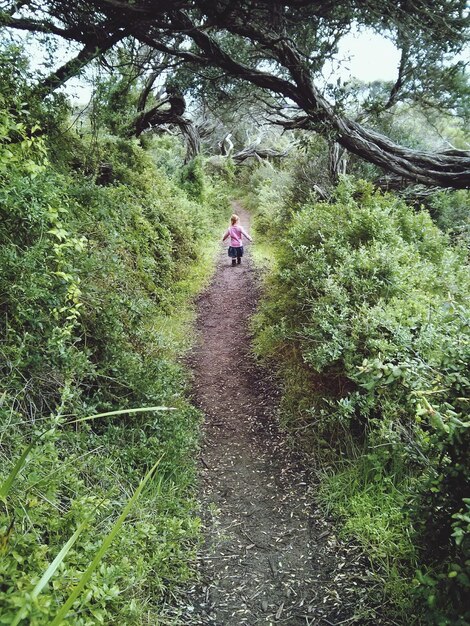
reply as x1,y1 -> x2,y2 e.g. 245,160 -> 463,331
250,177 -> 470,623
180,156 -> 206,201
0,96 -> 227,623
428,189 -> 470,243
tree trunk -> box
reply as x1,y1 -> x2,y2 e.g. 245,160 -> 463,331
328,142 -> 347,182
132,89 -> 201,162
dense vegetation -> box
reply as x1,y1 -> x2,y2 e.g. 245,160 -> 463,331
245,160 -> 470,623
2,1 -> 469,187
0,0 -> 469,621
0,85 -> 229,622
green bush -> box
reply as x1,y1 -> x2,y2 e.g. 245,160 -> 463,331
428,189 -> 470,242
180,156 -> 206,201
252,178 -> 470,622
0,102 -> 226,624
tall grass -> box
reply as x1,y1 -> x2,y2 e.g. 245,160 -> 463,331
50,458 -> 162,626
317,451 -> 420,619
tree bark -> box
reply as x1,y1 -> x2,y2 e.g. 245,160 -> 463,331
232,145 -> 288,164
328,142 -> 347,182
133,89 -> 200,162
169,10 -> 470,189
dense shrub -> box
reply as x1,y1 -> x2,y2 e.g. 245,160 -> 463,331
251,178 -> 470,623
180,156 -> 206,202
0,103 -> 227,624
427,189 -> 470,243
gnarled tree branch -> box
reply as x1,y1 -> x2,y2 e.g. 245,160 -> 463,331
168,10 -> 470,188
32,29 -> 126,98
133,88 -> 200,162
2,1 -> 469,188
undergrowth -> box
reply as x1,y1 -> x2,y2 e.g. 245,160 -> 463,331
0,101 -> 229,624
247,169 -> 470,625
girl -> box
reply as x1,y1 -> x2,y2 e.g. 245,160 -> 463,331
222,214 -> 252,266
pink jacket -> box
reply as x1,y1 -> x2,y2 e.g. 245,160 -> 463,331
223,225 -> 252,247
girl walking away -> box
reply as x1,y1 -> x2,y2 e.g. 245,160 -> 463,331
222,214 -> 252,266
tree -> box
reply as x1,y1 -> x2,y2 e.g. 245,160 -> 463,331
1,0 -> 469,188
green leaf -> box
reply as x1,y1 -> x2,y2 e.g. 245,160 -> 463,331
11,517 -> 91,626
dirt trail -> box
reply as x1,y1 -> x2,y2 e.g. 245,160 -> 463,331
184,203 -> 374,625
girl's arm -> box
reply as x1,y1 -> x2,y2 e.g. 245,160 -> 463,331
222,229 -> 230,241
241,227 -> 252,242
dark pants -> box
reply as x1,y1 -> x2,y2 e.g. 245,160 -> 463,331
228,246 -> 243,259
228,246 -> 243,264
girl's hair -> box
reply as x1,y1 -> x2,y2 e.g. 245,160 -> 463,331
230,213 -> 239,225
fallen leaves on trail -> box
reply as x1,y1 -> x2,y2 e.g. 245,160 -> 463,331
176,206 -> 396,626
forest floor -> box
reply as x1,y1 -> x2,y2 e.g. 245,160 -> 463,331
180,203 -> 388,626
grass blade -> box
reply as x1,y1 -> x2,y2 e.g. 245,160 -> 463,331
0,442 -> 35,500
49,457 -> 162,626
65,405 -> 174,426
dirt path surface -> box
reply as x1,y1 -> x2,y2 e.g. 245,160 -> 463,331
183,203 -> 378,626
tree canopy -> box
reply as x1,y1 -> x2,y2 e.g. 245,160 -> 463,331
1,0 -> 469,187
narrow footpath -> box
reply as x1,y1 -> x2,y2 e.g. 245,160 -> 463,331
183,203 -> 379,626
